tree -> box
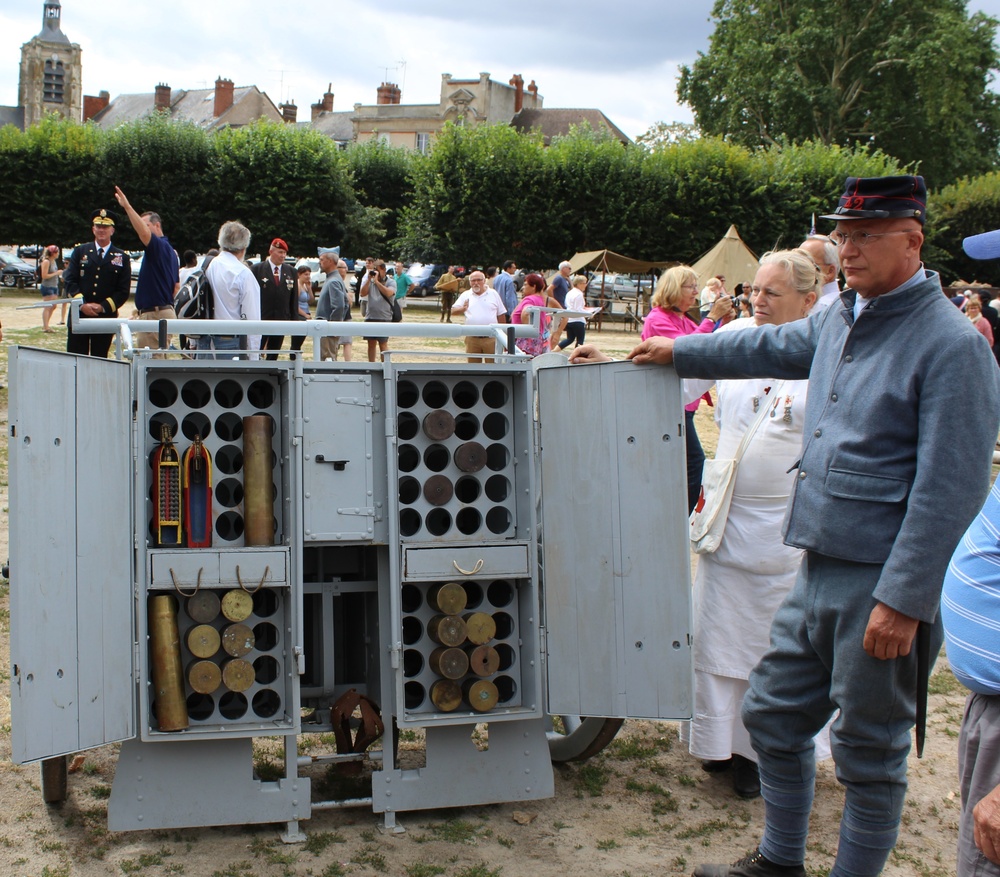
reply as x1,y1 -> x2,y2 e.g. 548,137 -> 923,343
677,0 -> 1000,186
635,121 -> 700,151
345,140 -> 414,251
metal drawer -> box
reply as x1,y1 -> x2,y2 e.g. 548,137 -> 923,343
402,544 -> 529,581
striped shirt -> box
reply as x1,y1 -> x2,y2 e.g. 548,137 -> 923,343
941,479 -> 1000,694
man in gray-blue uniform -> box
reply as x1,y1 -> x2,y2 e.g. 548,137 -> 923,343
571,175 -> 1000,877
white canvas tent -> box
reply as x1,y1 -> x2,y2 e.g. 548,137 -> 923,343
691,225 -> 759,289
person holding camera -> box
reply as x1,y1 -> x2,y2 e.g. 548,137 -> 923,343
359,259 -> 396,361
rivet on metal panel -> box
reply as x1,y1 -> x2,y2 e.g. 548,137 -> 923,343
627,436 -> 635,444
672,641 -> 681,649
662,434 -> 671,441
635,641 -> 643,649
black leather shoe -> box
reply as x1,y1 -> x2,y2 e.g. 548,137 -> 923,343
701,757 -> 733,773
732,754 -> 761,799
692,847 -> 806,876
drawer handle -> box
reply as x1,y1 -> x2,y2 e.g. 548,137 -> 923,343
453,559 -> 484,576
170,567 -> 202,597
236,564 -> 270,594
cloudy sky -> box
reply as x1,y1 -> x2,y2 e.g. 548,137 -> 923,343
2,0 -> 1000,140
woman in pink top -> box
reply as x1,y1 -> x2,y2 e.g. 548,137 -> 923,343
511,273 -> 561,357
966,295 -> 995,347
643,265 -> 734,512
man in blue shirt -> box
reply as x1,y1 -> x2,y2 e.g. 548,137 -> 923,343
115,186 -> 179,357
940,225 -> 1000,877
551,260 -> 572,306
494,260 -> 519,316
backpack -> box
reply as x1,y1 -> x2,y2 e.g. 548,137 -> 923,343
175,258 -> 215,321
34,260 -> 43,284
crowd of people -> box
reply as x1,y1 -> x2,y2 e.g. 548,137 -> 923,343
24,176 -> 1000,877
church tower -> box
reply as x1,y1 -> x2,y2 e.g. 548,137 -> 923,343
18,1 -> 83,126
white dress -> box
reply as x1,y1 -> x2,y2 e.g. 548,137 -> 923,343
682,322 -> 831,763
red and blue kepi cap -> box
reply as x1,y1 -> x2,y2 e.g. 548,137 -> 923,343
820,175 -> 926,225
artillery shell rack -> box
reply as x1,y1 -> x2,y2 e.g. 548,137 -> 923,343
9,313 -> 692,839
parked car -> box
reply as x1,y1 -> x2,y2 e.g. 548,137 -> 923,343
585,273 -> 638,305
410,263 -> 450,296
296,258 -> 324,292
17,244 -> 42,260
0,251 -> 37,288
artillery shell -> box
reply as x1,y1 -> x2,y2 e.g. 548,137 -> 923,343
428,582 -> 467,615
221,622 -> 256,658
243,414 -> 274,546
221,588 -> 253,622
187,623 -> 221,659
221,658 -> 255,692
454,441 -> 487,472
463,611 -> 496,645
188,659 -> 222,694
463,679 -> 499,713
187,589 -> 221,624
149,595 -> 189,731
422,409 -> 455,440
423,474 -> 454,506
429,679 -> 462,712
429,646 -> 470,680
467,645 -> 500,677
427,614 -> 467,647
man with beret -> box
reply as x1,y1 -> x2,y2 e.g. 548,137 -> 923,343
250,237 -> 298,360
571,176 -> 1000,877
63,208 -> 132,358
114,186 -> 179,357
939,226 -> 1000,877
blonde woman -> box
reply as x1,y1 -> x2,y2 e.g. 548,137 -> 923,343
682,249 -> 827,800
644,266 -> 733,512
553,274 -> 590,350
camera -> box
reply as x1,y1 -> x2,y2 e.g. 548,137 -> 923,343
368,270 -> 377,278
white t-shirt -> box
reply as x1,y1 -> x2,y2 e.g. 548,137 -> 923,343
565,287 -> 586,323
454,288 -> 506,325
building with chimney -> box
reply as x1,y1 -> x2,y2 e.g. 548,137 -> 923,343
89,78 -> 285,131
335,71 -> 629,151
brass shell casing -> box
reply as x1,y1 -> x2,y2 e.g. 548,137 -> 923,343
221,622 -> 255,658
428,582 -> 467,615
187,590 -> 221,624
467,644 -> 500,677
463,612 -> 497,646
220,589 -> 253,622
222,658 -> 255,692
430,679 -> 463,712
149,595 -> 189,731
187,623 -> 221,659
463,679 -> 499,713
242,414 -> 274,546
427,614 -> 467,647
429,646 -> 470,680
188,659 -> 222,694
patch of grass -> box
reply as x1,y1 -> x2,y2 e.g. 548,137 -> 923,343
90,784 -> 112,799
455,865 -> 502,877
316,765 -> 373,800
405,865 -> 446,877
607,738 -> 659,760
423,819 -> 486,844
304,830 -> 346,855
625,827 -> 651,838
351,844 -> 387,872
496,834 -> 514,848
677,774 -> 697,787
211,863 -> 255,877
596,838 -> 620,850
41,867 -> 71,877
574,763 -> 610,797
676,817 -> 750,840
928,668 -> 965,697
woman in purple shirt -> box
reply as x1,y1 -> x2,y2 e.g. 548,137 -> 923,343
643,265 -> 734,511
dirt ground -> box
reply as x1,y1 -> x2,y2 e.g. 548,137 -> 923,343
0,292 -> 969,877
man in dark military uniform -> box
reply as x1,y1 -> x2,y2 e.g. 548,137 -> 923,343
63,208 -> 132,358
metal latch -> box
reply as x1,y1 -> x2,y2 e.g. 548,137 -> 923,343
315,455 -> 348,470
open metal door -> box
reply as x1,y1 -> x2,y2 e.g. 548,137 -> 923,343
9,348 -> 135,763
537,359 -> 692,720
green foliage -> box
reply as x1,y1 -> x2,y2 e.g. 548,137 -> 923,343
346,139 -> 415,248
678,0 -> 1000,186
927,172 -> 1000,284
